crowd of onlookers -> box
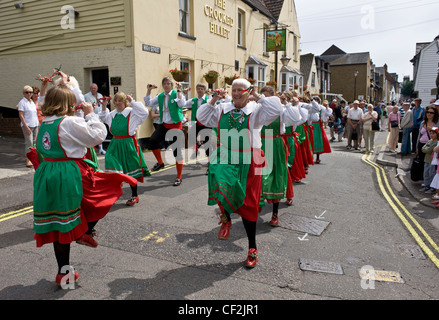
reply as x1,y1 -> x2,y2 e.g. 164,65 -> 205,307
325,97 -> 439,154
325,96 -> 439,206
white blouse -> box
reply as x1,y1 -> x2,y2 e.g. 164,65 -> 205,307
282,103 -> 302,132
319,104 -> 333,122
196,95 -> 283,148
17,97 -> 39,128
41,113 -> 107,158
99,100 -> 149,136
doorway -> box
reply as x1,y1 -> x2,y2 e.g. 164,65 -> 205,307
91,68 -> 110,97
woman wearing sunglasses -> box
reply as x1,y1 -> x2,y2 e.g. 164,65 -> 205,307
18,85 -> 39,167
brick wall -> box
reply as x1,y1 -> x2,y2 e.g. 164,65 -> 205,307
0,118 -> 23,138
330,64 -> 370,102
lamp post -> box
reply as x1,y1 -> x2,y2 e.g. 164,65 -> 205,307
354,70 -> 359,101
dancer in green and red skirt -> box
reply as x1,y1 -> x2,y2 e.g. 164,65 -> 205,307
311,97 -> 332,163
197,79 -> 283,268
31,74 -> 137,286
259,87 -> 301,226
100,92 -> 151,206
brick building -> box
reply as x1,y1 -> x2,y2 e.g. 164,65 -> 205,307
317,45 -> 371,103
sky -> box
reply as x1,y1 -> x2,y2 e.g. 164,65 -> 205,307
294,0 -> 439,81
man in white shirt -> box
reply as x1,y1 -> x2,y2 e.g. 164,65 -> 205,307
84,83 -> 105,154
346,100 -> 363,150
144,77 -> 186,186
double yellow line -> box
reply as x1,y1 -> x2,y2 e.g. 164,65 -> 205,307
362,148 -> 439,269
0,205 -> 33,222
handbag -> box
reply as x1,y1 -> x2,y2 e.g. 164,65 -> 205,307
390,120 -> 399,127
372,121 -> 380,131
410,155 -> 424,181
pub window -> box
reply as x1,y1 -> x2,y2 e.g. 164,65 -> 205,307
263,24 -> 269,55
179,0 -> 190,34
288,75 -> 294,90
258,67 -> 265,88
246,65 -> 266,87
180,60 -> 191,98
281,73 -> 287,92
237,10 -> 245,46
292,35 -> 297,59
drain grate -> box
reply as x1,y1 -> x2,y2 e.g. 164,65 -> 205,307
397,244 -> 426,260
279,214 -> 330,236
299,258 -> 343,275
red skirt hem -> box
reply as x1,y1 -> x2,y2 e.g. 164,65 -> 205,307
34,160 -> 138,247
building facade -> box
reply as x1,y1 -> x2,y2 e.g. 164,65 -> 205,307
0,0 -> 301,139
411,37 -> 439,103
300,53 -> 320,95
317,45 -> 371,103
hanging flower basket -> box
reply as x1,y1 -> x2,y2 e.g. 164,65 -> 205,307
225,74 -> 239,85
247,78 -> 256,85
203,70 -> 219,84
170,67 -> 190,82
266,80 -> 277,88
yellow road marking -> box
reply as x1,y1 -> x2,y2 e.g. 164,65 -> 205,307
0,206 -> 33,222
359,269 -> 405,283
362,150 -> 439,269
141,231 -> 170,243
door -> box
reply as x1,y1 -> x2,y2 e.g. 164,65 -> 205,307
91,68 -> 110,97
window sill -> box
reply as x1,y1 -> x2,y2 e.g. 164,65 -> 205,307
237,44 -> 247,50
178,32 -> 196,41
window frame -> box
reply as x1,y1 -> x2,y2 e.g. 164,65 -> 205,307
179,0 -> 190,35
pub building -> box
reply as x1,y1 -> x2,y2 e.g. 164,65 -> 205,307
0,0 -> 302,142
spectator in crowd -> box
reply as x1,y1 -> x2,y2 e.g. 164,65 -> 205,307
346,100 -> 362,150
18,85 -> 39,167
387,105 -> 401,153
373,102 -> 382,131
361,104 -> 378,153
84,83 -> 106,155
412,98 -> 425,152
416,105 -> 438,169
420,127 -> 438,194
399,102 -> 413,156
380,103 -> 388,131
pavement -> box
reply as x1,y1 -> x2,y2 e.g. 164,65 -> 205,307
0,129 -> 435,211
374,132 -> 438,210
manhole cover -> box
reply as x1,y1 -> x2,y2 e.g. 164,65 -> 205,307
279,214 -> 330,236
397,244 -> 426,260
299,258 -> 343,275
359,269 -> 404,284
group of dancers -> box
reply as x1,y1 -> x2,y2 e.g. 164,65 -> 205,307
28,71 -> 331,286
